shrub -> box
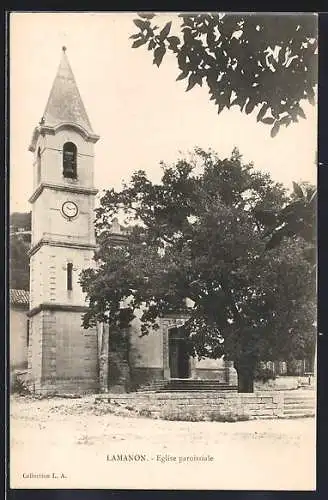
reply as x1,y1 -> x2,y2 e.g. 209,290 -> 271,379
11,374 -> 30,395
254,365 -> 276,382
207,411 -> 250,422
161,409 -> 202,421
138,408 -> 152,417
159,407 -> 250,422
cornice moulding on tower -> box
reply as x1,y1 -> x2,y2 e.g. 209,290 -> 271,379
29,123 -> 100,152
27,302 -> 90,318
28,238 -> 97,257
29,182 -> 98,203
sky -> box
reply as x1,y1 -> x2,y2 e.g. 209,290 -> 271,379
10,12 -> 317,214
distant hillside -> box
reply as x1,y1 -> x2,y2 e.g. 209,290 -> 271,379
10,212 -> 31,231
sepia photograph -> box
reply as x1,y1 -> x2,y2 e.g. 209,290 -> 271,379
9,11 -> 317,490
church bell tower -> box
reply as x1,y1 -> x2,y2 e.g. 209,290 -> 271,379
27,47 -> 100,393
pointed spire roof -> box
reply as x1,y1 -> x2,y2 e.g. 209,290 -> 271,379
43,46 -> 93,133
29,47 -> 99,151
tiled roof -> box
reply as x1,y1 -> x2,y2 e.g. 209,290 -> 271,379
10,289 -> 29,306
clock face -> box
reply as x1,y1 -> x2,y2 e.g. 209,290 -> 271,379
61,201 -> 78,219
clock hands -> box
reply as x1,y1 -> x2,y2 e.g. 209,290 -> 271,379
62,201 -> 78,219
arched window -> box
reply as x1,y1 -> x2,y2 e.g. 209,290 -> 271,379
37,147 -> 41,183
63,142 -> 77,179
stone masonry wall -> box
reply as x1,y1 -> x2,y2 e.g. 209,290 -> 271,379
54,310 -> 98,393
28,310 -> 98,394
129,367 -> 164,391
10,307 -> 28,370
99,391 -> 285,419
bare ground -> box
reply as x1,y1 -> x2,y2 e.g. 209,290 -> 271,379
9,394 -> 316,490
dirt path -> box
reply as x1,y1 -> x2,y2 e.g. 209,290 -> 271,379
9,395 -> 316,490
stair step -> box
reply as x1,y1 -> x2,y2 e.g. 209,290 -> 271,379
168,385 -> 233,387
168,381 -> 226,383
284,409 -> 315,414
283,414 -> 315,418
285,402 -> 315,407
284,397 -> 315,402
168,384 -> 231,386
137,379 -> 237,393
168,383 -> 231,385
284,399 -> 316,406
284,406 -> 315,412
158,387 -> 237,393
167,387 -> 231,389
280,414 -> 315,419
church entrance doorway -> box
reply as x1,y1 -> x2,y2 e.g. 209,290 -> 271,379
168,326 -> 190,379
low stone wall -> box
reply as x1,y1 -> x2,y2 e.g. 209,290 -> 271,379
98,391 -> 286,419
27,376 -> 99,395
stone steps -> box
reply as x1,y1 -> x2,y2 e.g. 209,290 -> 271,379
283,409 -> 315,416
163,386 -> 236,392
281,392 -> 316,418
138,379 -> 236,392
284,403 -> 315,410
284,397 -> 315,404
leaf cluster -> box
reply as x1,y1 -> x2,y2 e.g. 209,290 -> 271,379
254,181 -> 316,267
131,13 -> 317,136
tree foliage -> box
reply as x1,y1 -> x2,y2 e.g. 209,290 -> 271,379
255,181 -> 316,267
10,235 -> 30,290
80,148 -> 316,391
10,212 -> 31,231
10,212 -> 31,290
130,13 -> 317,136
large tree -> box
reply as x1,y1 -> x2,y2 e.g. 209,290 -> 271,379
130,13 -> 317,136
80,148 -> 316,392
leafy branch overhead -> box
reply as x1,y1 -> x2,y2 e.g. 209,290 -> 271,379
131,13 -> 318,137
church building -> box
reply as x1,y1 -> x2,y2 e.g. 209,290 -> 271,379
26,47 -> 237,394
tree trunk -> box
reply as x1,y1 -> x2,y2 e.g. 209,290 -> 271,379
234,358 -> 255,393
98,323 -> 109,393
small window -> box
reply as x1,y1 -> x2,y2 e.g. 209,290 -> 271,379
37,147 -> 41,183
63,142 -> 77,179
67,262 -> 73,291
